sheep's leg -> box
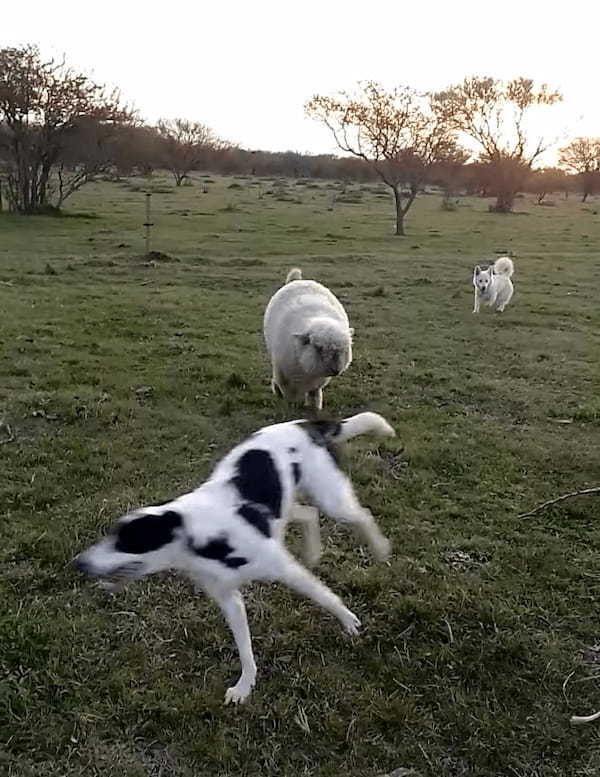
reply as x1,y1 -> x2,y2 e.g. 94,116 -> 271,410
306,388 -> 323,411
271,368 -> 287,399
271,377 -> 284,398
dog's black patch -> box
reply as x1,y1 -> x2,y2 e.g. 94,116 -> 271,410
115,510 -> 182,554
232,449 -> 282,517
297,420 -> 343,465
298,419 -> 342,444
189,535 -> 247,568
238,503 -> 271,537
292,462 -> 302,484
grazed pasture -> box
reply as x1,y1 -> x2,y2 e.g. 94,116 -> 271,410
1,174 -> 599,777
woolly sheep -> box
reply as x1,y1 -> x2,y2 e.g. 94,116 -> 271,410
263,268 -> 354,410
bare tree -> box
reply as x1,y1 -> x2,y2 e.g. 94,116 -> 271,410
558,137 -> 600,202
433,77 -> 562,212
156,118 -> 225,186
525,167 -> 567,204
306,82 -> 461,235
0,44 -> 131,213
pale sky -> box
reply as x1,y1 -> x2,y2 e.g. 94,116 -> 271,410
4,0 -> 599,161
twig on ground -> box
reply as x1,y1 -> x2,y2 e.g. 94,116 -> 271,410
518,487 -> 600,519
443,617 -> 454,644
570,710 -> 600,726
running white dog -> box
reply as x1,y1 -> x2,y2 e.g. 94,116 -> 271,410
472,256 -> 515,313
75,412 -> 395,705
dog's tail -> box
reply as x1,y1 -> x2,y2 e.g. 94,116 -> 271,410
335,412 -> 396,443
493,256 -> 514,277
286,267 -> 303,283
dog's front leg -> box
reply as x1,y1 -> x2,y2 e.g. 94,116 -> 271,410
269,547 -> 360,635
211,589 -> 257,705
473,289 -> 480,314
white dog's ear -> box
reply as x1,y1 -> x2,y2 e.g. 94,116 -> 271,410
294,332 -> 311,346
349,327 -> 355,339
474,265 -> 481,275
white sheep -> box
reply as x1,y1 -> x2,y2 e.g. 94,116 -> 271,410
263,268 -> 354,410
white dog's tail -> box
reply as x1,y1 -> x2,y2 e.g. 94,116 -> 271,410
286,267 -> 303,283
335,412 -> 396,443
494,257 -> 514,277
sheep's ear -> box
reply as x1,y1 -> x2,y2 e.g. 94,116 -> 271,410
349,327 -> 355,339
294,332 -> 311,346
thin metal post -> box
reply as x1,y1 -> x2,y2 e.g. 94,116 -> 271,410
143,192 -> 154,254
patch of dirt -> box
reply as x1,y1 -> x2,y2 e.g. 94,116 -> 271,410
141,250 -> 180,263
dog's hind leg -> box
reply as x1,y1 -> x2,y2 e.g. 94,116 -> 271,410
208,588 -> 257,705
266,546 -> 360,635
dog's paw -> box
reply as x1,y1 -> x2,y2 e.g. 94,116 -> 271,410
372,535 -> 391,563
341,609 -> 361,636
224,683 -> 253,706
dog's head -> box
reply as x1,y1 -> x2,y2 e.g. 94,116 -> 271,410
473,265 -> 494,294
74,509 -> 184,591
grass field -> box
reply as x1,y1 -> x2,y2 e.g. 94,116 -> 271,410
1,173 -> 599,777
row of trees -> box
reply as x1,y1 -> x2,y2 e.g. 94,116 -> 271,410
0,45 -> 229,212
1,45 -> 599,232
306,78 -> 585,233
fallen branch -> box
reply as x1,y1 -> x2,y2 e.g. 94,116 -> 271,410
518,487 -> 600,519
570,710 -> 600,726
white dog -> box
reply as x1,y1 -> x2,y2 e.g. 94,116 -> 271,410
75,412 -> 395,705
472,256 -> 515,313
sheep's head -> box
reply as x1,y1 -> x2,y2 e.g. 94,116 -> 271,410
294,318 -> 353,378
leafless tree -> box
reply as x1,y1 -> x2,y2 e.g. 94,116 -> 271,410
558,137 -> 600,202
156,118 -> 226,186
433,77 -> 562,212
306,82 -> 461,235
525,167 -> 567,204
0,44 -> 132,213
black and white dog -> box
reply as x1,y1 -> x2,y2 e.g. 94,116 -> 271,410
75,412 -> 395,705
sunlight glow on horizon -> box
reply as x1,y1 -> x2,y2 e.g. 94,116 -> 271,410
4,1 -> 599,165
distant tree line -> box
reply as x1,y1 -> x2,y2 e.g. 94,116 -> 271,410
1,45 -> 598,230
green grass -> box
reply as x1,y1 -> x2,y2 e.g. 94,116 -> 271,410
1,174 -> 599,777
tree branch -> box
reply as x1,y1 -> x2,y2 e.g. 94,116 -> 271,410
518,487 -> 600,519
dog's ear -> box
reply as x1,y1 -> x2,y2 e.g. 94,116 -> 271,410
293,332 -> 311,346
474,265 -> 481,275
349,327 -> 355,339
